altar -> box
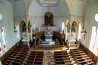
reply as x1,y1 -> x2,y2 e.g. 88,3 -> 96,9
40,26 -> 59,31
40,27 -> 55,48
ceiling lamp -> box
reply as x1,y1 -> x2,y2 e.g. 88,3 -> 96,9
37,0 -> 62,7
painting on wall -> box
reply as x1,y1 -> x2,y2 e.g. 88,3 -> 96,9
44,12 -> 54,26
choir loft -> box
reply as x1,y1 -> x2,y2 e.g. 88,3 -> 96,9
0,0 -> 98,65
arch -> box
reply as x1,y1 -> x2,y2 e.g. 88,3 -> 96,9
28,0 -> 70,16
15,21 -> 21,40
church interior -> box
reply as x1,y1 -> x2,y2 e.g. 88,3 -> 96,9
0,0 -> 98,65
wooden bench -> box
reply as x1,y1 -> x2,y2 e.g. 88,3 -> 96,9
25,51 -> 44,65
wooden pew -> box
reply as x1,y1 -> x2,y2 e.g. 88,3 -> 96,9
25,51 -> 44,65
70,49 -> 95,65
2,41 -> 29,65
54,51 -> 72,65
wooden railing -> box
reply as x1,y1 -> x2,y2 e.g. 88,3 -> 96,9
34,31 -> 44,47
53,31 -> 64,46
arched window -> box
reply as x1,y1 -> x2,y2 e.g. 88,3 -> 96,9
1,26 -> 7,54
78,24 -> 82,40
0,13 -> 3,21
16,24 -> 20,40
62,22 -> 65,32
0,30 -> 2,54
89,26 -> 97,53
93,29 -> 98,56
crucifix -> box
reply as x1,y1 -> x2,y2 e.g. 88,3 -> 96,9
82,29 -> 87,39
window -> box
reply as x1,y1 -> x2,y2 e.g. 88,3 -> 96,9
62,22 -> 65,31
78,24 -> 82,40
0,13 -> 3,21
16,24 -> 20,40
89,26 -> 98,56
93,29 -> 98,56
95,14 -> 98,22
1,27 -> 7,50
0,30 -> 2,54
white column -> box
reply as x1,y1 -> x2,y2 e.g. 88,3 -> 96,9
26,16 -> 30,48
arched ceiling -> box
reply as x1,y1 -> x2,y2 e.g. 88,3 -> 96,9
13,0 -> 93,18
28,0 -> 69,16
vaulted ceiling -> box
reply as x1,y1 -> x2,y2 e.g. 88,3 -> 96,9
6,0 -> 97,18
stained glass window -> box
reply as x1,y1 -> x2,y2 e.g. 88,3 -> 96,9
78,24 -> 82,40
89,26 -> 96,52
93,29 -> 98,56
89,26 -> 98,56
0,30 -> 2,54
1,27 -> 7,51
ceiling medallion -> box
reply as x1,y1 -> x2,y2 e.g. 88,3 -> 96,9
37,0 -> 62,7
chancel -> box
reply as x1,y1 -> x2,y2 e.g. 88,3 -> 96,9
0,0 -> 98,65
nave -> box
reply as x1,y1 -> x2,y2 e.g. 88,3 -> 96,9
1,40 -> 97,65
0,0 -> 98,65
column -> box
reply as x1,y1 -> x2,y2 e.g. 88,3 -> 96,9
26,15 -> 30,48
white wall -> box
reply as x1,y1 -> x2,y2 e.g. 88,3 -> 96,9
30,16 -> 67,30
83,0 -> 98,48
0,1 -> 19,56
